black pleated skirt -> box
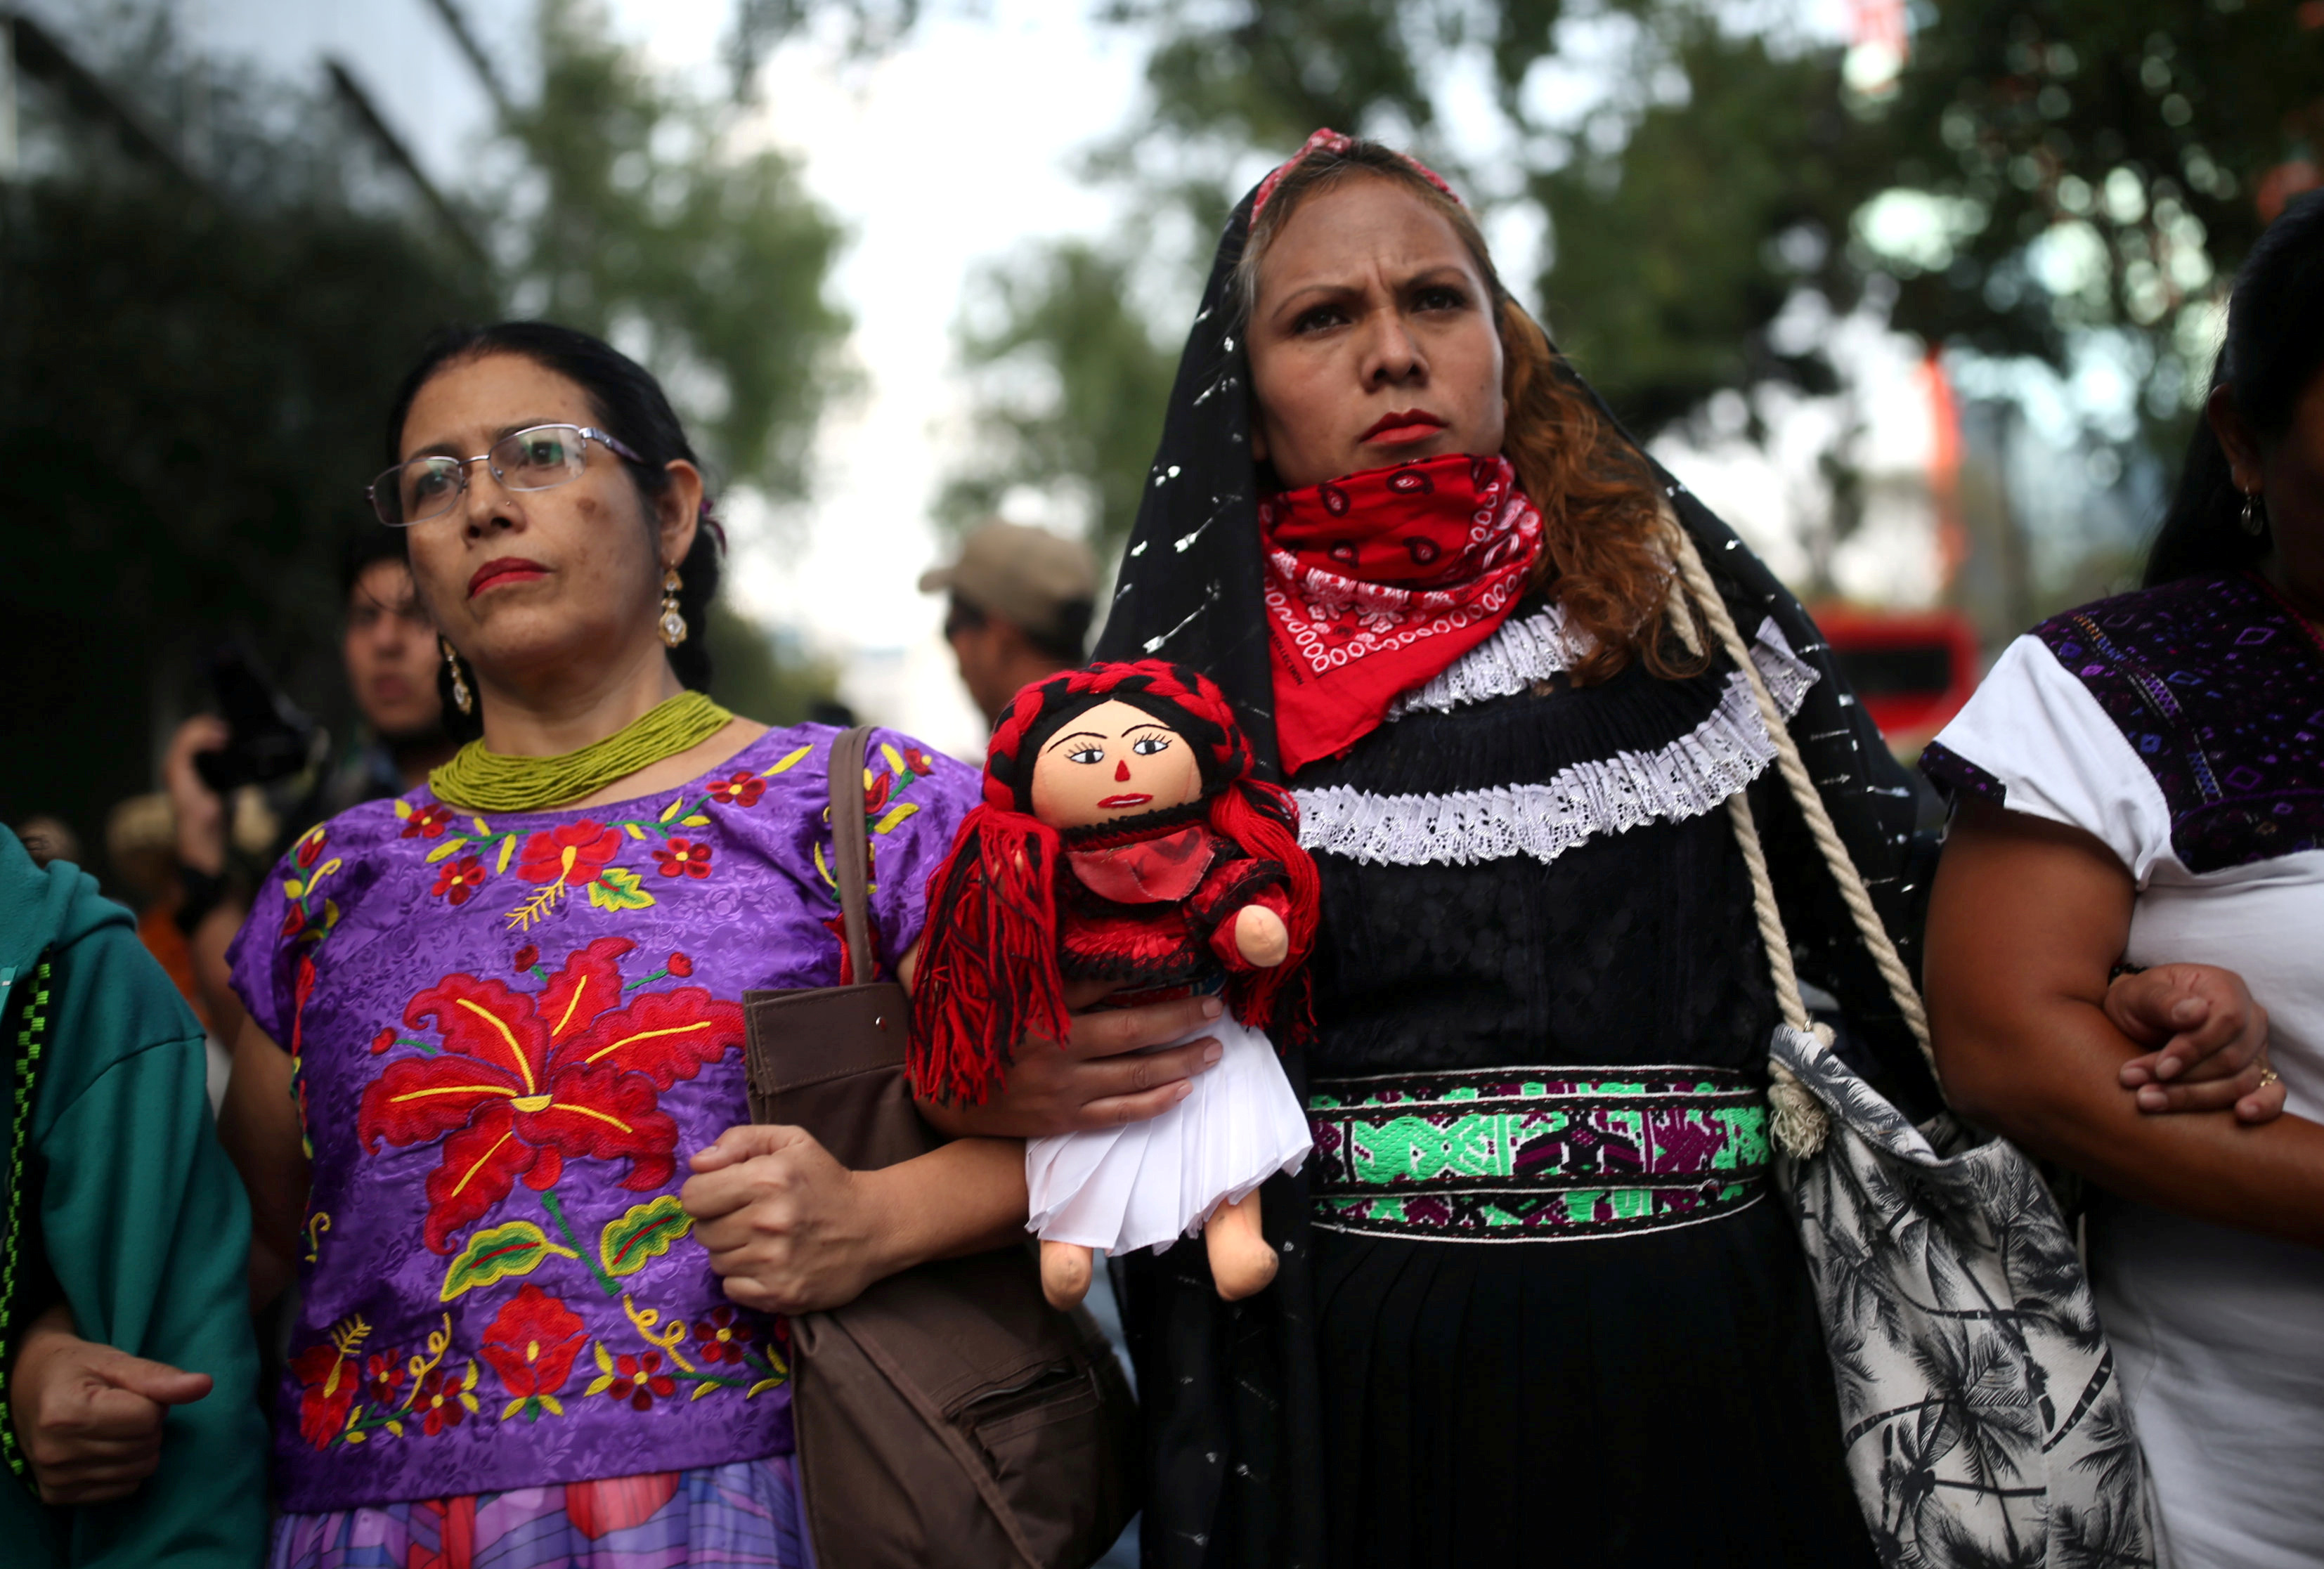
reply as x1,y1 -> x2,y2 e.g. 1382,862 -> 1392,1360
1310,1194 -> 1878,1568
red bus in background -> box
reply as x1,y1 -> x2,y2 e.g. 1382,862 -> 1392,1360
1812,606 -> 1982,755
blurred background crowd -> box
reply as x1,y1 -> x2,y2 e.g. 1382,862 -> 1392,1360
4,0 -> 2321,936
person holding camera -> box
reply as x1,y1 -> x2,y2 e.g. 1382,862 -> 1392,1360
157,533 -> 455,1043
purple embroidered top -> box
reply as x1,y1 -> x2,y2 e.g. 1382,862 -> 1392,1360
228,724 -> 978,1512
1923,572 -> 2324,874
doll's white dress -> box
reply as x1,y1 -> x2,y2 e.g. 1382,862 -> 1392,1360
1025,1012 -> 1310,1255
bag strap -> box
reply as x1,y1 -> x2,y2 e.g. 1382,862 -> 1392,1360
1660,521 -> 1936,1155
827,726 -> 877,984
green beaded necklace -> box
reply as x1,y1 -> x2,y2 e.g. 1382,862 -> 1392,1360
428,690 -> 736,812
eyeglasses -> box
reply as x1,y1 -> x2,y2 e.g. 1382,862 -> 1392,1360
368,424 -> 642,528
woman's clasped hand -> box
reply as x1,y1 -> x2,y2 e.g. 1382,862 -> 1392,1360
916,986 -> 1227,1138
2107,962 -> 2285,1121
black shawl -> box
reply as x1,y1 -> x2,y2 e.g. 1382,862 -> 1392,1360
1095,183 -> 1937,1569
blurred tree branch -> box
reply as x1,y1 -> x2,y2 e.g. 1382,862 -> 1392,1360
944,0 -> 2323,584
0,0 -> 866,864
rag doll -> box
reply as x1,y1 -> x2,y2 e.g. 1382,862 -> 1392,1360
909,660 -> 1318,1308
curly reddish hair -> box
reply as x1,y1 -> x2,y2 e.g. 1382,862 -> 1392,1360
1235,136 -> 1698,686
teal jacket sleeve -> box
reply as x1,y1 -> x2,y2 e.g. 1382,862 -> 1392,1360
41,1035 -> 269,1567
12,891 -> 272,1568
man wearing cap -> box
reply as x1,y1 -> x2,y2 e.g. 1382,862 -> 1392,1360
921,519 -> 1099,726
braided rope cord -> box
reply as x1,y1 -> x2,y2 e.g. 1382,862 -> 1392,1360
0,954 -> 53,1484
1659,520 -> 1936,1155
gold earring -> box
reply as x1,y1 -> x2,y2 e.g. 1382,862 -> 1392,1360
658,566 -> 687,648
441,638 -> 474,715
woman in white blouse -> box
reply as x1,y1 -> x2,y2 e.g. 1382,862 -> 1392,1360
1923,191 -> 2324,1568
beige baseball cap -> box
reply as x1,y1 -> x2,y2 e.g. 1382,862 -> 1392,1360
919,520 -> 1098,642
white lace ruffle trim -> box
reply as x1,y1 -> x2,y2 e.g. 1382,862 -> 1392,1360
1297,618 -> 1820,868
1384,604 -> 1596,718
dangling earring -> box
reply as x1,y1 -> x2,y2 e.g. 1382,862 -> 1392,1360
2240,490 -> 2268,538
658,565 -> 688,648
441,637 -> 474,715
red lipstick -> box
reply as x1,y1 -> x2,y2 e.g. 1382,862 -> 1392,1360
1359,408 -> 1447,445
468,557 -> 547,599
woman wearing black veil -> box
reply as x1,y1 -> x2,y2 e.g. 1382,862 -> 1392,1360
1084,129 -> 1913,1568
924,132 -> 2247,1564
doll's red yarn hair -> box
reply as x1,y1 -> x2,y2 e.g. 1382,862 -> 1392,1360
909,660 -> 1318,1107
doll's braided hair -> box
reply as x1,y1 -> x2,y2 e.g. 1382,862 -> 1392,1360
909,660 -> 1318,1106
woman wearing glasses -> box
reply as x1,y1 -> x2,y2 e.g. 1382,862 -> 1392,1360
6,322 -> 1223,1567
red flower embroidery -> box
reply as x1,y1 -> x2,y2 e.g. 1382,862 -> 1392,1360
864,772 -> 892,816
363,1352 -> 404,1409
666,952 -> 693,978
604,1351 -> 676,1411
653,839 -> 713,879
513,944 -> 540,972
691,1305 -> 755,1367
518,821 -> 622,887
356,937 -> 746,1251
479,1286 -> 587,1405
902,746 -> 934,777
706,771 -> 765,807
370,1028 -> 396,1055
403,803 -> 455,840
282,904 -> 307,937
415,1367 -> 468,1435
432,854 -> 487,905
287,1343 -> 358,1450
295,828 -> 327,868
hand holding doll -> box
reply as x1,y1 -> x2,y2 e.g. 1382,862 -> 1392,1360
909,663 -> 1318,1308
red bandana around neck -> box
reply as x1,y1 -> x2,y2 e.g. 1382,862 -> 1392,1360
1259,452 -> 1544,774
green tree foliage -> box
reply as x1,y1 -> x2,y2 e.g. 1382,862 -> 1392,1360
0,38 -> 495,864
945,0 -> 2324,573
1528,16 -> 1892,434
939,238 -> 1182,554
1876,0 -> 2324,420
0,2 -> 850,865
505,0 -> 852,499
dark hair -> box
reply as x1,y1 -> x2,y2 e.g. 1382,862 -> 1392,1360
340,521 -> 414,605
944,592 -> 1093,668
382,321 -> 725,739
2146,192 -> 2324,587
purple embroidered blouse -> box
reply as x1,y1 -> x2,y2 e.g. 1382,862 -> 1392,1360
228,724 -> 978,1512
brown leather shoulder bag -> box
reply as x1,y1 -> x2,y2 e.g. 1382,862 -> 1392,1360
743,727 -> 1141,1569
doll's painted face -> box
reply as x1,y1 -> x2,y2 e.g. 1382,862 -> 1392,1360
1029,700 -> 1205,829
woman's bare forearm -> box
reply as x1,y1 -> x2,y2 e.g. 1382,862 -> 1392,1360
1928,800 -> 2324,1248
215,1017 -> 311,1303
855,1136 -> 1030,1270
1941,987 -> 2324,1246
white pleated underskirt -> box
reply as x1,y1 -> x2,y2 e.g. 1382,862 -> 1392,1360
1025,1013 -> 1312,1255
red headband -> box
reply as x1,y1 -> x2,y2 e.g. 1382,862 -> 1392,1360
1249,127 -> 1463,223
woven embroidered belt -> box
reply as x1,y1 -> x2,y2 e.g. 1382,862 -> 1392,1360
1306,1065 -> 1770,1242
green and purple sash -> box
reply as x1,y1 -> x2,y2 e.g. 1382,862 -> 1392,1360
1307,1065 -> 1770,1242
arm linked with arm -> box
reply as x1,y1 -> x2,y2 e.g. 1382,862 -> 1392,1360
1926,799 -> 2324,1249
215,1015 -> 311,1308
